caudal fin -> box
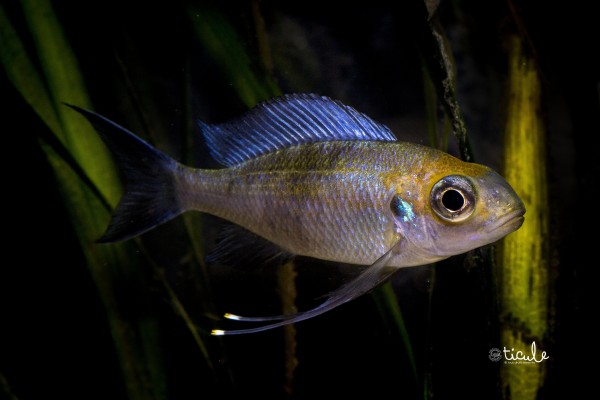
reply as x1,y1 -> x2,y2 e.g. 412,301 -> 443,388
67,104 -> 185,242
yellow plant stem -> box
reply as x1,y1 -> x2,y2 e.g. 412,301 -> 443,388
498,35 -> 550,400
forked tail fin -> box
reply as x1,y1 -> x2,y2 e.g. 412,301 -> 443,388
67,105 -> 185,242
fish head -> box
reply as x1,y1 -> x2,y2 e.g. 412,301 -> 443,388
389,154 -> 525,264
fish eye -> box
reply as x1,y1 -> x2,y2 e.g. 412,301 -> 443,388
430,175 -> 476,222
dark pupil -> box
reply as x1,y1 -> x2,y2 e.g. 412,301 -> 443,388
442,189 -> 464,211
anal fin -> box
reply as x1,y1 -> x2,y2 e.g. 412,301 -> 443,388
212,240 -> 401,335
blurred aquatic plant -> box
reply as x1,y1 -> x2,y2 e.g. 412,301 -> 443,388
190,3 -> 281,108
0,1 -> 173,399
414,0 -> 473,162
497,33 -> 551,399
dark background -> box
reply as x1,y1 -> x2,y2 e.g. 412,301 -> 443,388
2,0 -> 598,398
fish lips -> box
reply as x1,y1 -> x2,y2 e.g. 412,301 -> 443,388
485,208 -> 525,235
475,170 -> 526,237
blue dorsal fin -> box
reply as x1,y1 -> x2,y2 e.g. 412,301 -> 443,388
198,93 -> 397,166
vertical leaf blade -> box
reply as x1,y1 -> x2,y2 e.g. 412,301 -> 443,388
1,2 -> 169,399
498,35 -> 551,399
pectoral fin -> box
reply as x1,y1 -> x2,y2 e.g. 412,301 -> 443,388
211,240 -> 401,335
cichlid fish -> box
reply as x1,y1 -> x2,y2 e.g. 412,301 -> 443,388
68,93 -> 525,335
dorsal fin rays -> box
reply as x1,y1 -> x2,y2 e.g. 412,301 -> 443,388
211,239 -> 401,335
199,93 -> 397,167
250,110 -> 290,148
286,99 -> 331,138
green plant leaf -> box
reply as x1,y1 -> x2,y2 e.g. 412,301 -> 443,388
189,4 -> 280,107
1,2 -> 169,399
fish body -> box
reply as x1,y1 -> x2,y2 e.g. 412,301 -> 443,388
69,93 -> 525,334
180,140 -> 519,268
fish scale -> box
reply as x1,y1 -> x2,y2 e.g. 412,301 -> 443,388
180,141 -> 398,265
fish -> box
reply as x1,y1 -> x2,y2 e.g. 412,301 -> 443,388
67,93 -> 525,335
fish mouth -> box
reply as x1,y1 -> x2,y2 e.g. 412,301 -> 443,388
486,208 -> 526,234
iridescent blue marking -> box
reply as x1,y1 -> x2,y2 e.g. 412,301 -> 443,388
391,195 -> 415,223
